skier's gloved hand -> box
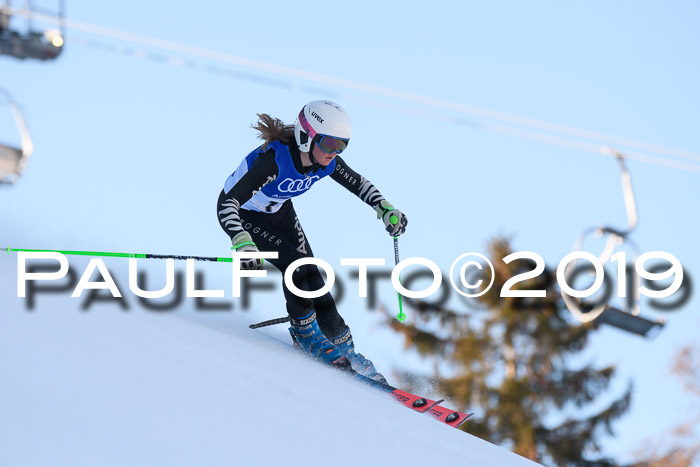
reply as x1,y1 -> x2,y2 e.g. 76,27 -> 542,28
375,200 -> 407,237
231,231 -> 264,270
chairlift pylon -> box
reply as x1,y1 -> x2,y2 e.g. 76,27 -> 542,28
0,0 -> 65,61
0,88 -> 34,184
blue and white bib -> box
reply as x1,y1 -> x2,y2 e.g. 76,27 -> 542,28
224,141 -> 336,213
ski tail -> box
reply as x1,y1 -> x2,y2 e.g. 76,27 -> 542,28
249,316 -> 289,329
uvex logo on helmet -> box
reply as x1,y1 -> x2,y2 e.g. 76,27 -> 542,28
310,111 -> 324,123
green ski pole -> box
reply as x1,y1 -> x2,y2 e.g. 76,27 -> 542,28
6,246 -> 233,263
393,235 -> 406,322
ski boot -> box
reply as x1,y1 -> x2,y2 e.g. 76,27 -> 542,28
288,310 -> 350,370
330,326 -> 387,384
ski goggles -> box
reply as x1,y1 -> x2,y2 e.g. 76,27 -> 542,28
314,134 -> 349,154
299,111 -> 350,154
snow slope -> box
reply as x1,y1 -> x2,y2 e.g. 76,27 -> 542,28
0,269 -> 540,467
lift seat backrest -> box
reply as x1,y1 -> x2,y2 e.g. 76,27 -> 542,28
0,143 -> 23,183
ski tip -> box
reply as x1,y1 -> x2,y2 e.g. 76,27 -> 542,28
456,413 -> 475,428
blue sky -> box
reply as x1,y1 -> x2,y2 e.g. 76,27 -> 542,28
2,0 -> 699,463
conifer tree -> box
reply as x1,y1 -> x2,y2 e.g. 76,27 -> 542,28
385,238 -> 631,465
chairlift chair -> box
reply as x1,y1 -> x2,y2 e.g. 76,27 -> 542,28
562,150 -> 665,337
0,0 -> 65,61
0,88 -> 33,184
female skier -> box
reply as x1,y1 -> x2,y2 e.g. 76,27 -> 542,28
216,100 -> 407,382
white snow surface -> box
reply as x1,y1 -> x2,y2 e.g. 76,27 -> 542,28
0,297 -> 540,467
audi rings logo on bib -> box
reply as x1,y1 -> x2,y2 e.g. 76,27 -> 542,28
278,176 -> 319,193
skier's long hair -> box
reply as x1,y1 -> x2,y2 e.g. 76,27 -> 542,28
252,114 -> 295,149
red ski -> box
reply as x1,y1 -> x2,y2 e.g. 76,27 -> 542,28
251,320 -> 474,430
427,403 -> 473,428
386,387 -> 443,414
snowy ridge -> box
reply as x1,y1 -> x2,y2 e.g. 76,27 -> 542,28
0,292 -> 540,466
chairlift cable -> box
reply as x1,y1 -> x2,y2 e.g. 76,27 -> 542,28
2,5 -> 700,173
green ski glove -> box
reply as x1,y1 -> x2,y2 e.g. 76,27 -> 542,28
375,200 -> 407,237
232,231 -> 264,270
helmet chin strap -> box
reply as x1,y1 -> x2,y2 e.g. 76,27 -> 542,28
303,141 -> 323,174
308,141 -> 319,164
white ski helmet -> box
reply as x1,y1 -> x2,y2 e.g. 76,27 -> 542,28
294,100 -> 352,153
